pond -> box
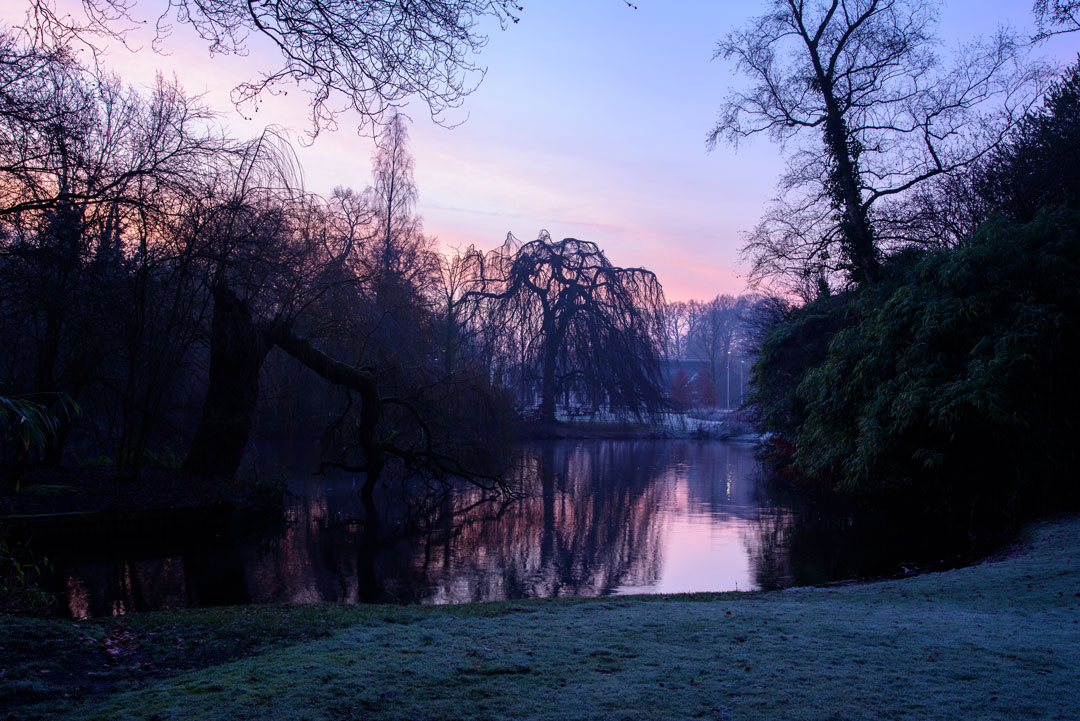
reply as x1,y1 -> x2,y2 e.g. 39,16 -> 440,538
48,439 -> 940,618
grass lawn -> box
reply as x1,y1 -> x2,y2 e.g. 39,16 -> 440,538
2,515 -> 1078,720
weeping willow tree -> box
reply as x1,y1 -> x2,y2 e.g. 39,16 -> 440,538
464,232 -> 668,423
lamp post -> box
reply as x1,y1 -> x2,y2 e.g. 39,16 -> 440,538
739,359 -> 744,406
726,350 -> 731,410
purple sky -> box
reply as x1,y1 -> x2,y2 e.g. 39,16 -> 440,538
3,0 -> 1074,300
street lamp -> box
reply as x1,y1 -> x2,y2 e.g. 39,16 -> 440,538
739,359 -> 745,406
726,350 -> 731,410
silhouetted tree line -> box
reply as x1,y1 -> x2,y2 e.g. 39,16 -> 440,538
0,0 -> 564,503
0,0 -> 529,498
0,37 -> 485,494
0,24 -> 671,496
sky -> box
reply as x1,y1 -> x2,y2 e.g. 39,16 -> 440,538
1,0 -> 1075,301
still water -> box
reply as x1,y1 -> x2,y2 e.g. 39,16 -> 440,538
57,440 -> 810,618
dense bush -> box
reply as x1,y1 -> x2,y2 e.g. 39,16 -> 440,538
747,291 -> 853,440
754,208 -> 1080,535
976,59 -> 1080,224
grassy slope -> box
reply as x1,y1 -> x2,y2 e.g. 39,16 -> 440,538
3,516 -> 1079,721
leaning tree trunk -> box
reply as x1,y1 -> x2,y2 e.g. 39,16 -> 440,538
182,285 -> 270,478
265,324 -> 385,499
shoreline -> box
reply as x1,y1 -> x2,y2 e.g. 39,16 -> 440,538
3,513 -> 1077,720
513,412 -> 761,442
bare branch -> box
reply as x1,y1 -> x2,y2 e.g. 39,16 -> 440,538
23,0 -> 522,136
711,0 -> 1050,288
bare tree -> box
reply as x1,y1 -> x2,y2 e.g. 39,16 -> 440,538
662,301 -> 691,361
685,295 -> 745,407
0,29 -> 511,496
436,244 -> 498,378
0,33 -> 224,220
360,112 -> 438,355
712,0 -> 1048,289
168,129 -> 507,496
99,81 -> 231,476
464,232 -> 668,423
0,39 -> 227,467
1034,0 -> 1080,37
365,113 -> 424,287
24,0 -> 522,135
181,128 -> 320,478
868,58 -> 1080,250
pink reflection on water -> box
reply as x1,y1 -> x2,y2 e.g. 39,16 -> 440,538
57,440 -> 794,616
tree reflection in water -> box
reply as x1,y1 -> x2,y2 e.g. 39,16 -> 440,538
57,440 -> 807,617
398,441 -> 671,602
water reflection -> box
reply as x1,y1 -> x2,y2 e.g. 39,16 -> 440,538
55,440 -> 801,618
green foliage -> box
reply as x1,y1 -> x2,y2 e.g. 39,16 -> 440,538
0,526 -> 55,615
0,394 -> 74,613
751,59 -> 1080,536
773,208 -> 1080,531
977,57 -> 1080,223
749,291 -> 853,440
1,393 -> 79,489
0,396 -> 61,459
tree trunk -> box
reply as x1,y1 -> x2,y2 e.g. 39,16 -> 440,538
265,324 -> 384,499
356,492 -> 384,600
821,88 -> 880,286
538,335 -> 559,423
443,301 -> 457,377
182,285 -> 270,478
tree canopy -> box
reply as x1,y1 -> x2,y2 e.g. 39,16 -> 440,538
796,209 -> 1079,526
0,37 -> 512,498
463,232 -> 668,423
976,59 -> 1080,223
23,0 -> 521,135
1034,0 -> 1080,37
713,0 -> 1047,294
